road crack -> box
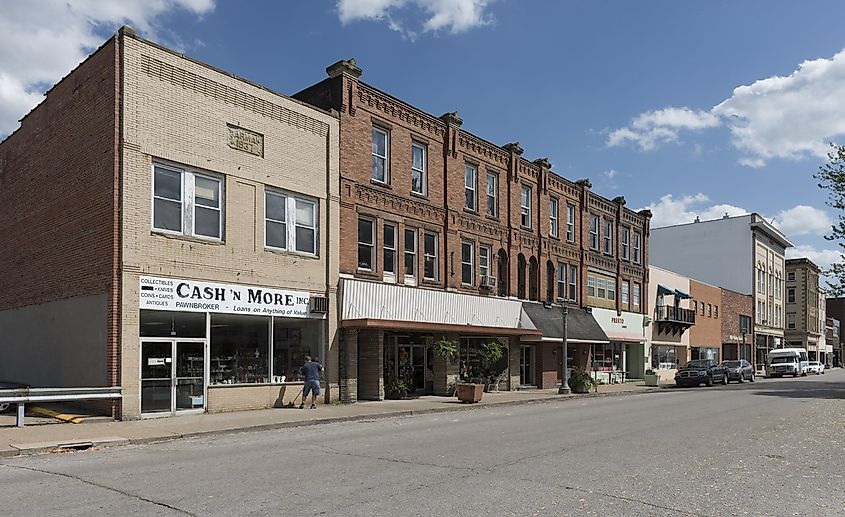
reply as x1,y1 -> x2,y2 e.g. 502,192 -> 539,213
0,463 -> 196,516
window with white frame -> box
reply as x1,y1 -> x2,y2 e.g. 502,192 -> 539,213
589,214 -> 599,250
787,313 -> 796,329
411,143 -> 426,195
633,283 -> 641,307
479,245 -> 491,281
549,197 -> 559,238
486,173 -> 498,218
357,218 -> 375,270
621,227 -> 630,260
588,276 -> 596,297
757,269 -> 765,293
569,266 -> 578,302
787,271 -> 795,281
603,219 -> 613,255
264,190 -> 318,255
153,164 -> 223,240
622,281 -> 630,306
383,223 -> 397,276
567,204 -> 576,242
404,228 -> 417,278
372,127 -> 389,183
607,280 -> 616,301
520,185 -> 532,228
464,163 -> 477,211
461,241 -> 474,285
632,232 -> 641,263
787,288 -> 795,303
597,278 -> 606,298
423,232 -> 438,280
557,263 -> 567,300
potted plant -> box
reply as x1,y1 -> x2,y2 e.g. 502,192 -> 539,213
432,337 -> 460,396
568,366 -> 597,394
384,377 -> 408,400
643,368 -> 660,387
456,382 -> 485,403
480,340 -> 506,392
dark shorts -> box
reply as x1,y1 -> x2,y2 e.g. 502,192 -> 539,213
303,380 -> 321,397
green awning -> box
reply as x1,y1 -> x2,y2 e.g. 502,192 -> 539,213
656,284 -> 674,297
674,288 -> 692,300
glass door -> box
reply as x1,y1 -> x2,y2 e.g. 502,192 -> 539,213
520,345 -> 535,386
141,341 -> 173,414
175,341 -> 205,412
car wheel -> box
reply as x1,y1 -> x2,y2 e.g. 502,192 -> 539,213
722,374 -> 728,385
705,376 -> 713,387
749,373 -> 755,383
0,402 -> 9,413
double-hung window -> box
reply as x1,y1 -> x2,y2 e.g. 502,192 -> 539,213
622,281 -> 630,306
597,278 -> 606,299
479,245 -> 491,281
423,232 -> 438,280
549,197 -> 559,238
357,218 -> 375,270
566,204 -> 576,242
372,128 -> 389,183
633,283 -> 641,307
461,241 -> 474,286
621,227 -> 630,260
464,164 -> 477,211
787,288 -> 795,303
486,173 -> 498,217
589,215 -> 599,250
265,191 -> 318,255
411,143 -> 426,195
607,280 -> 616,301
569,266 -> 578,302
153,164 -> 223,240
383,223 -> 397,277
404,228 -> 417,279
557,263 -> 567,300
588,276 -> 596,297
603,219 -> 613,255
520,185 -> 532,228
632,232 -> 641,263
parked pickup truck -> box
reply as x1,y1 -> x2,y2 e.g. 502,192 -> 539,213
674,360 -> 728,387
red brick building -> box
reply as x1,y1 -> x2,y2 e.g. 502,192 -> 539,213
295,59 -> 651,399
720,289 -> 754,365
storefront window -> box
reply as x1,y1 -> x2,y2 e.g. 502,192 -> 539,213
723,344 -> 738,361
458,337 -> 508,384
273,318 -> 321,382
592,343 -> 622,371
210,314 -> 269,384
652,345 -> 678,369
690,346 -> 719,363
141,310 -> 206,337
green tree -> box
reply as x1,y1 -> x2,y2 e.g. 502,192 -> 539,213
815,144 -> 845,295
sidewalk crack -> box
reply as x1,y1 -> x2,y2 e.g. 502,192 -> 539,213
0,463 -> 196,516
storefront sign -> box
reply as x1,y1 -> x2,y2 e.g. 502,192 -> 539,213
139,276 -> 312,317
592,308 -> 646,342
227,125 -> 263,157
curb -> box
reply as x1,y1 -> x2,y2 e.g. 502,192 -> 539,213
0,387 -> 665,458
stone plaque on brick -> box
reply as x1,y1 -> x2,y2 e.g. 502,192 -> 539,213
227,125 -> 263,157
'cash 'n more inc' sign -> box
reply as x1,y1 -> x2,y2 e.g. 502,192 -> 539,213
139,276 -> 313,318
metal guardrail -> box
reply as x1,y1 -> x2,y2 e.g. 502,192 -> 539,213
0,387 -> 122,428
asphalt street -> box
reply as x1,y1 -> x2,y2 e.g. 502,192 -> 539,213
2,371 -> 845,516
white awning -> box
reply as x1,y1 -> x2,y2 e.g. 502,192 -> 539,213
341,278 -> 538,334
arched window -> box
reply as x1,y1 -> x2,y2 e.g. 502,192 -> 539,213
546,260 -> 555,303
517,254 -> 527,299
497,249 -> 508,297
529,256 -> 539,301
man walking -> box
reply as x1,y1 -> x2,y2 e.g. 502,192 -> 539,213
299,355 -> 323,409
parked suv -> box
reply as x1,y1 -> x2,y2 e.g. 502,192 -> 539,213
721,360 -> 755,383
675,360 -> 728,387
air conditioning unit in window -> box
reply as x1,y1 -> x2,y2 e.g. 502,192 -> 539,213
480,276 -> 497,288
310,296 -> 329,314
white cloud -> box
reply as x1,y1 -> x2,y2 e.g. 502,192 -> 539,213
337,0 -> 493,39
643,193 -> 748,228
608,49 -> 845,167
787,245 -> 842,271
0,0 -> 214,137
773,205 -> 833,237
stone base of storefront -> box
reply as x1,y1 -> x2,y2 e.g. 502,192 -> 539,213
207,383 -> 327,413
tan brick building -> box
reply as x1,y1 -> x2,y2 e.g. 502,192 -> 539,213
0,28 -> 340,419
785,258 -> 823,360
294,59 -> 651,398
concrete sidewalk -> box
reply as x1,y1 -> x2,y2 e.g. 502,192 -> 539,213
0,382 -> 662,457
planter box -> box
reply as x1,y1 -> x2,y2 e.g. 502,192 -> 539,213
456,383 -> 484,403
570,383 -> 591,394
643,374 -> 660,387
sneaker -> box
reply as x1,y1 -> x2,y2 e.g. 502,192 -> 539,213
310,404 -> 316,409
298,403 -> 304,409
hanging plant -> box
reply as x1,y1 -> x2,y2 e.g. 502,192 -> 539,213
432,337 -> 458,361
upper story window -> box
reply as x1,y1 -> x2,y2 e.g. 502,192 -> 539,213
566,204 -> 576,242
479,245 -> 491,280
757,269 -> 765,294
461,241 -> 475,286
265,190 -> 318,255
589,214 -> 599,250
622,281 -> 630,306
607,280 -> 616,301
383,223 -> 397,276
787,271 -> 795,281
372,128 -> 389,183
787,288 -> 795,303
632,231 -> 641,263
549,197 -> 559,238
423,232 -> 438,281
569,265 -> 578,302
153,164 -> 222,240
357,218 -> 375,271
740,315 -> 751,333
603,219 -> 613,255
464,163 -> 477,211
520,185 -> 532,228
486,173 -> 498,218
597,278 -> 607,298
404,228 -> 417,279
587,276 -> 596,297
411,143 -> 426,195
633,283 -> 641,307
621,227 -> 630,260
787,313 -> 796,329
714,305 -> 719,318
557,263 -> 567,301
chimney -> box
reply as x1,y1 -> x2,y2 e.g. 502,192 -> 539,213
694,216 -> 700,223
326,58 -> 363,79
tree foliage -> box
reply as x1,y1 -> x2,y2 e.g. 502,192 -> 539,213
815,144 -> 845,295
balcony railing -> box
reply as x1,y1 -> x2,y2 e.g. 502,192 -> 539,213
656,305 -> 696,325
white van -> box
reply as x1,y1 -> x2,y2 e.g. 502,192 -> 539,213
767,348 -> 809,377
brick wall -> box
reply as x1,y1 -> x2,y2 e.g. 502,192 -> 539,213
689,280 -> 722,349
357,329 -> 383,400
721,288 -> 753,361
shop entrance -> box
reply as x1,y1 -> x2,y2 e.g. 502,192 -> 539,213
385,335 -> 432,394
141,339 -> 206,416
520,345 -> 535,386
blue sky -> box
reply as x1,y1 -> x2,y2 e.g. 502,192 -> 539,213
1,0 -> 843,279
